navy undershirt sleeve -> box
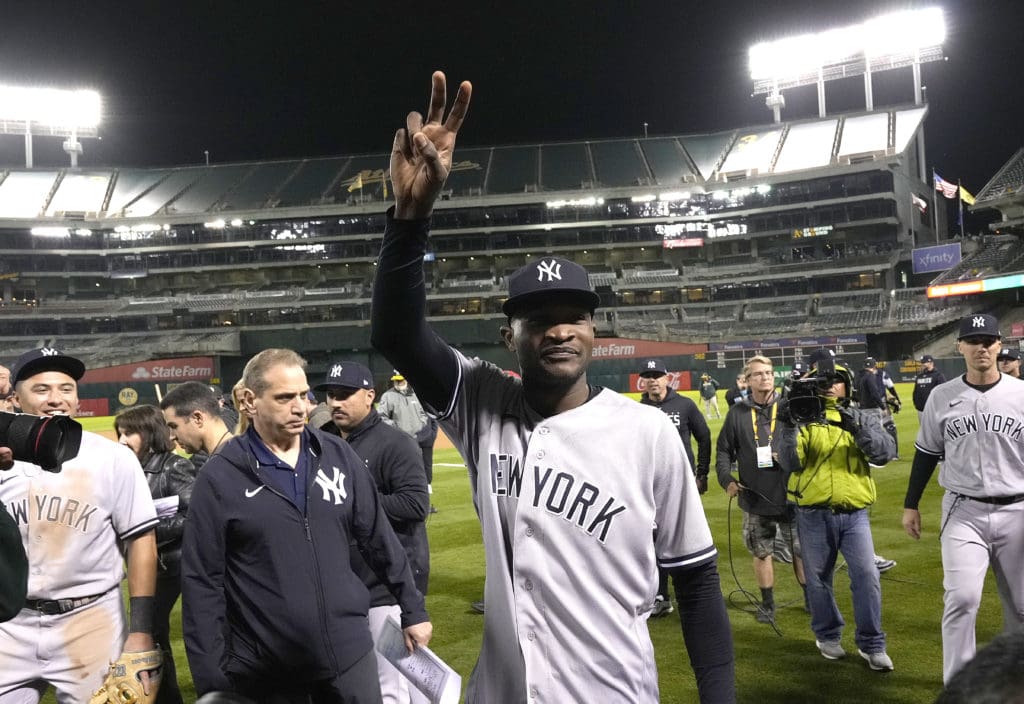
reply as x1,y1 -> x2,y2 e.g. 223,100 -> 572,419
671,560 -> 737,703
904,451 -> 941,509
370,209 -> 460,414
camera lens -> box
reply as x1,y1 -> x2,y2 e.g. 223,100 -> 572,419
0,412 -> 83,471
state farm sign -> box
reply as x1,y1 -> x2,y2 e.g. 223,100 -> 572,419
80,357 -> 215,384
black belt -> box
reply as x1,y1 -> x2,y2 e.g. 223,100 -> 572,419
804,504 -> 861,514
24,593 -> 105,615
957,493 -> 1024,506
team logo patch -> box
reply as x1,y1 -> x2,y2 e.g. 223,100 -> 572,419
647,360 -> 657,369
536,259 -> 562,282
315,466 -> 348,504
329,364 -> 343,378
972,316 -> 986,328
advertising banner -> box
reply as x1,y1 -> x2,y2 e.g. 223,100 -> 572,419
912,242 -> 962,274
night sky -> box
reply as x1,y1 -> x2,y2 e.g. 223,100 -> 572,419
1,0 -> 1020,209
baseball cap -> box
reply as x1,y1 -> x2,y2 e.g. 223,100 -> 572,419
10,348 -> 86,386
502,257 -> 600,318
313,361 -> 374,391
639,359 -> 668,378
957,313 -> 1001,340
863,357 -> 877,369
997,348 -> 1021,362
390,370 -> 405,382
920,354 -> 934,363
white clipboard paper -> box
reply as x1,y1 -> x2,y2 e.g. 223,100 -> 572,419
376,615 -> 461,704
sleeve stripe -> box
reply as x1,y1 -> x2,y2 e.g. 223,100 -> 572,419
914,443 -> 942,457
433,357 -> 464,421
118,517 -> 159,541
659,544 -> 718,569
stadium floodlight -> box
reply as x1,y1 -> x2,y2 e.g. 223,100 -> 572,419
749,7 -> 944,120
30,226 -> 70,238
0,85 -> 102,167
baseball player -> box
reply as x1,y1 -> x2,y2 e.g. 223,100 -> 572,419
903,313 -> 1024,683
315,360 -> 430,703
716,355 -> 806,624
699,373 -> 722,418
370,71 -> 734,703
997,347 -> 1021,378
913,354 -> 947,415
639,358 -> 712,618
0,347 -> 160,703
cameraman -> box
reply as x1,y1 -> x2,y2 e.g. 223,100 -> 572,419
778,359 -> 897,671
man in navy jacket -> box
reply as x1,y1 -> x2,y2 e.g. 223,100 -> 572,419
315,360 -> 430,703
182,349 -> 430,703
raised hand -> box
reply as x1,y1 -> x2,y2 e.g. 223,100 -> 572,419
391,71 -> 472,220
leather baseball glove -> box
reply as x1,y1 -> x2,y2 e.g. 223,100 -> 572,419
89,649 -> 163,704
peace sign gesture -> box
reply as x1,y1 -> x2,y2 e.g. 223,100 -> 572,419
390,71 -> 472,220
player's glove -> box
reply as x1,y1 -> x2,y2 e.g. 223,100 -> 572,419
88,649 -> 162,704
887,398 -> 901,413
695,474 -> 709,495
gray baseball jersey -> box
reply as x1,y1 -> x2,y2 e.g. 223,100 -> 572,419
0,431 -> 158,700
914,373 -> 1024,681
438,351 -> 716,704
915,374 -> 1024,496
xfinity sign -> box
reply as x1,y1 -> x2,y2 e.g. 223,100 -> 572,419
912,243 -> 961,274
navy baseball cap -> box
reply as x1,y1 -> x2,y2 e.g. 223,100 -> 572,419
10,347 -> 85,385
313,361 -> 374,391
997,349 -> 1020,362
639,359 -> 668,378
920,354 -> 934,363
863,357 -> 877,369
958,314 -> 1001,340
502,257 -> 600,318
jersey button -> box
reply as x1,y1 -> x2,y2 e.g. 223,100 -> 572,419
524,578 -> 534,591
538,427 -> 550,435
527,631 -> 536,641
529,686 -> 538,698
536,450 -> 545,459
525,527 -> 534,537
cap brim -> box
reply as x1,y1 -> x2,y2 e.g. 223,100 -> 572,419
502,289 -> 600,317
14,356 -> 85,385
639,371 -> 668,378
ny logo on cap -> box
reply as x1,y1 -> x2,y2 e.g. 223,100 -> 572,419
329,364 -> 343,378
972,316 -> 987,328
40,348 -> 59,356
647,360 -> 657,369
536,259 -> 562,282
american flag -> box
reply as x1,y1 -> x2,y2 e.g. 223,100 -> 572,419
934,172 -> 958,199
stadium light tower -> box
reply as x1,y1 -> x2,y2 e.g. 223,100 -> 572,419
0,85 -> 102,167
749,7 -> 945,122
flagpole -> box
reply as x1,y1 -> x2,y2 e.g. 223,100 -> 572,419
909,193 -> 916,248
931,168 -> 940,243
958,179 -> 965,239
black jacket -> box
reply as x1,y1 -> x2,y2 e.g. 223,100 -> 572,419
715,392 -> 790,516
141,451 -> 197,567
181,427 -> 427,695
724,384 -> 748,407
913,367 -> 948,411
320,410 -> 430,599
0,504 -> 27,622
855,369 -> 886,409
640,390 -> 711,476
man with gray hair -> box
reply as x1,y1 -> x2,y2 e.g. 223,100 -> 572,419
182,348 -> 431,702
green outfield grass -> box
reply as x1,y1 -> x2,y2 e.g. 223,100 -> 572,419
46,384 -> 1003,702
